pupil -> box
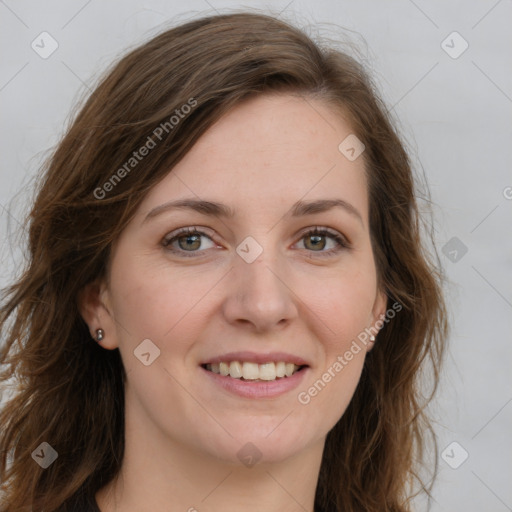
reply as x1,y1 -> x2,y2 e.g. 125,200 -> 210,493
307,235 -> 325,250
179,234 -> 200,250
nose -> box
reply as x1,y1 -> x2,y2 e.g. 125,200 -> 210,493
221,251 -> 299,333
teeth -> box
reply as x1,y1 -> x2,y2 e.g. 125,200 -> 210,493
259,362 -> 276,381
229,361 -> 243,379
219,362 -> 229,376
205,361 -> 302,380
285,363 -> 295,377
242,362 -> 259,380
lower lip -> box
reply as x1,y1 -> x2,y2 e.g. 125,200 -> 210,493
200,366 -> 309,399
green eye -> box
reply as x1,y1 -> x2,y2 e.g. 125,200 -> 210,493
176,233 -> 202,251
162,226 -> 350,258
303,233 -> 327,251
296,228 -> 350,256
163,228 -> 216,256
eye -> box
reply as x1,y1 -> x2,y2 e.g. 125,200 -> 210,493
162,227 -> 217,256
294,227 -> 350,256
162,226 -> 350,258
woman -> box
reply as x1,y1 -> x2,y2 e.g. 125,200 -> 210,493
0,11 -> 447,512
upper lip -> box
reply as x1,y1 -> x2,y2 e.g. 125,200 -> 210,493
201,351 -> 310,367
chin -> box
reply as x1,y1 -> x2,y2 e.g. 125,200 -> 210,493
197,421 -> 314,467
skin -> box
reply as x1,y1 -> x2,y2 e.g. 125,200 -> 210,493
80,93 -> 387,511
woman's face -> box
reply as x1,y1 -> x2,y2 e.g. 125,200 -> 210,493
93,93 -> 386,465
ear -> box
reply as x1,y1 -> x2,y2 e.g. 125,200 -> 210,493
367,288 -> 388,352
371,288 -> 388,324
77,278 -> 119,350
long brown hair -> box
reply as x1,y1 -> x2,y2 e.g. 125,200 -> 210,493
0,11 -> 447,511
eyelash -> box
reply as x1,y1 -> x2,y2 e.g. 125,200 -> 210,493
162,226 -> 350,258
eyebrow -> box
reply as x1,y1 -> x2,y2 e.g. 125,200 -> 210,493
144,197 -> 363,225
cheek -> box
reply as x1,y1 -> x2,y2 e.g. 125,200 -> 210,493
291,259 -> 376,414
298,262 -> 378,350
108,253 -> 223,351
294,267 -> 374,431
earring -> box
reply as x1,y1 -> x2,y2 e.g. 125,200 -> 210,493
95,328 -> 104,342
369,334 -> 376,342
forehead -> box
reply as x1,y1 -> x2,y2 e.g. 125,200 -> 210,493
140,93 -> 368,224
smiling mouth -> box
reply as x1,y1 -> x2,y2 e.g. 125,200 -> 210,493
202,361 -> 307,381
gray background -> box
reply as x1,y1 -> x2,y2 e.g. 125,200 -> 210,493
1,1 -> 511,510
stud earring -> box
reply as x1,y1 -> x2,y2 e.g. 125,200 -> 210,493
369,334 -> 376,342
95,328 -> 104,342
